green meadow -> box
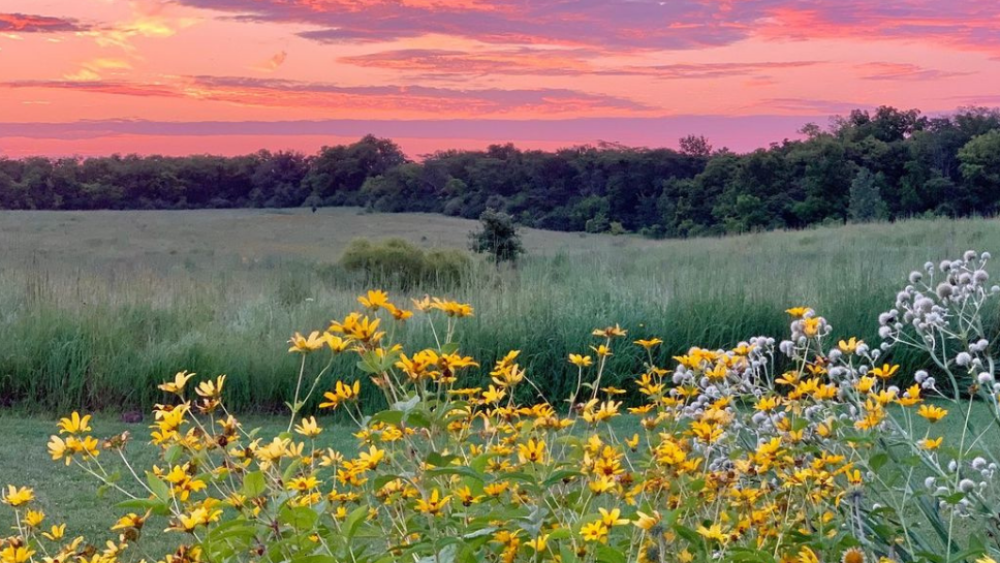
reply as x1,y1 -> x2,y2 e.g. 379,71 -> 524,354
1,207 -> 998,412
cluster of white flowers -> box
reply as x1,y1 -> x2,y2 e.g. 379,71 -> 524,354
875,251 -> 1000,400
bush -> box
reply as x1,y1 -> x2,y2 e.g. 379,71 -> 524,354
340,238 -> 471,289
469,208 -> 524,264
8,252 -> 1000,563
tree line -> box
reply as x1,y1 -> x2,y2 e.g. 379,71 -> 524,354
3,106 -> 1000,237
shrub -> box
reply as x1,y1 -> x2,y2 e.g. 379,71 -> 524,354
7,254 -> 1000,563
339,238 -> 471,289
469,208 -> 524,264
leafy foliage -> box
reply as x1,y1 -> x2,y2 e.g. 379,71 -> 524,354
848,168 -> 888,223
468,209 -> 525,264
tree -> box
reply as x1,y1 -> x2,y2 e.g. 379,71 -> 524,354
469,208 -> 524,264
848,168 -> 887,223
679,135 -> 713,157
958,130 -> 1000,215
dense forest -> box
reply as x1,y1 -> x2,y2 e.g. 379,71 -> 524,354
3,105 -> 1000,237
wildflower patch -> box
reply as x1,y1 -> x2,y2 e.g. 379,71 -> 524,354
6,253 -> 1000,563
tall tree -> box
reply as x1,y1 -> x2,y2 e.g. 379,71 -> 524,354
848,168 -> 887,223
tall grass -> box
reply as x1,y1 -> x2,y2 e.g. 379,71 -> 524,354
1,210 -> 998,412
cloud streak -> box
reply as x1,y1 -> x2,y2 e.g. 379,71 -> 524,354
0,12 -> 85,33
855,62 -> 973,81
178,0 -> 754,49
1,75 -> 653,116
174,0 -> 1000,55
338,49 -> 824,79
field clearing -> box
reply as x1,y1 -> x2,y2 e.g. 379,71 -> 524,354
0,207 -> 644,268
1,208 -> 999,411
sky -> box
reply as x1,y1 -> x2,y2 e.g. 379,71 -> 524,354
0,0 -> 999,158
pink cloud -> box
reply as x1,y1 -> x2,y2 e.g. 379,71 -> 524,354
339,49 -> 823,79
757,3 -> 1000,55
856,62 -> 973,81
0,12 -> 85,33
0,76 -> 653,117
748,98 -> 862,114
174,0 -> 1000,55
177,0 -> 753,49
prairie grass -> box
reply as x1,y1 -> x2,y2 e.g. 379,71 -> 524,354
1,207 -> 998,411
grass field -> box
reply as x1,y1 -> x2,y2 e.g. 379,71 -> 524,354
1,207 -> 1000,412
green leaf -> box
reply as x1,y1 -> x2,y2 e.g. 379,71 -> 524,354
416,544 -> 457,563
461,527 -> 497,540
559,546 -> 580,563
595,545 -> 626,563
406,409 -> 432,429
282,458 -> 303,485
278,505 -> 319,530
344,505 -> 369,540
164,445 -> 183,465
146,472 -> 170,502
242,471 -> 267,497
426,452 -> 460,468
868,452 -> 889,472
370,410 -> 404,426
392,395 -> 420,413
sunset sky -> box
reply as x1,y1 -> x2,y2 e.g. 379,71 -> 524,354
1,0 -> 999,158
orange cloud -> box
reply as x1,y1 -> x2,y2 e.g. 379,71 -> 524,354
63,58 -> 133,82
757,5 -> 1000,55
86,1 -> 201,51
253,50 -> 288,72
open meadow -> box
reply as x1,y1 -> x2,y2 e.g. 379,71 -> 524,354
5,208 -> 1000,562
1,207 -> 999,411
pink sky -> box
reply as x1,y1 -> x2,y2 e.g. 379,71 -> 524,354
1,0 -> 999,157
